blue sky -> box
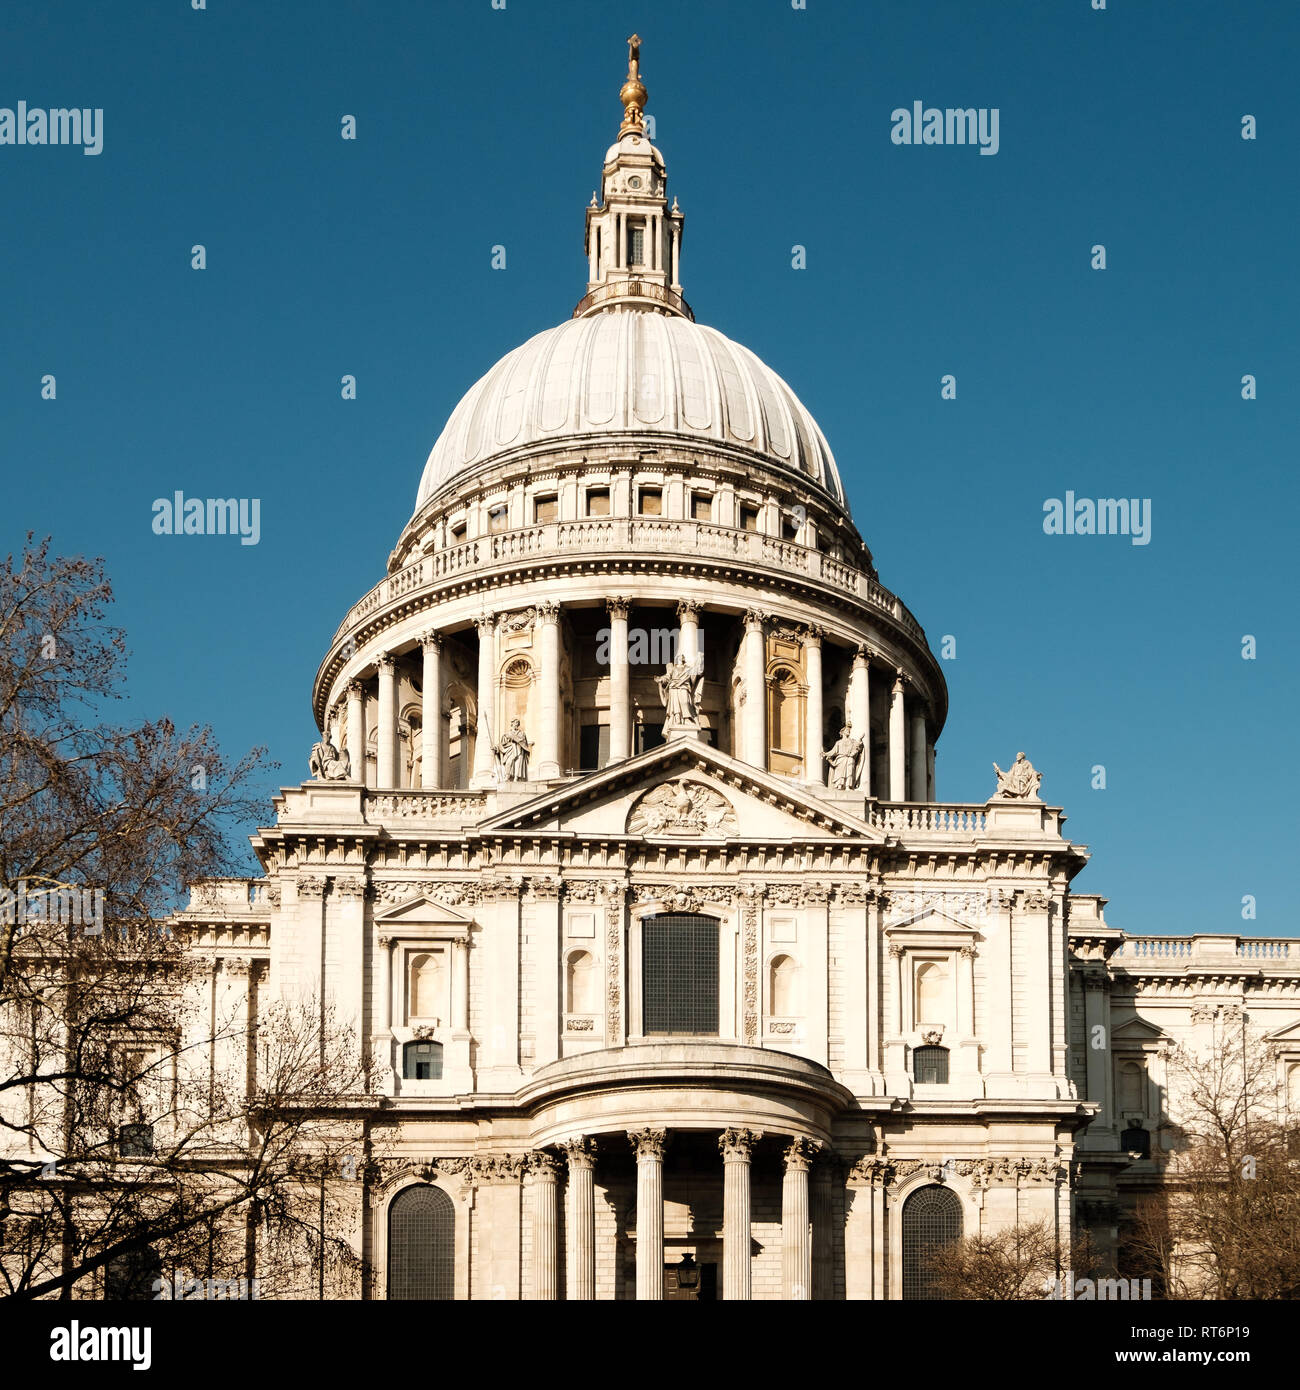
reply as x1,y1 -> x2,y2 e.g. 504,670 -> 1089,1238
2,0 -> 1295,936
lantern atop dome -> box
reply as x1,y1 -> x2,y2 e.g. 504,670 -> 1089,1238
576,37 -> 689,321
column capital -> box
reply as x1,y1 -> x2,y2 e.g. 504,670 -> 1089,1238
853,644 -> 870,670
676,599 -> 701,620
892,669 -> 906,693
560,1135 -> 598,1169
719,1127 -> 763,1162
743,609 -> 768,632
525,1150 -> 561,1180
377,653 -> 396,674
800,625 -> 826,647
537,600 -> 561,624
782,1137 -> 822,1172
347,678 -> 365,696
628,1127 -> 668,1161
419,629 -> 442,651
607,595 -> 632,619
474,611 -> 495,636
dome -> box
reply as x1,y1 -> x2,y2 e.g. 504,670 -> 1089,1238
414,313 -> 846,514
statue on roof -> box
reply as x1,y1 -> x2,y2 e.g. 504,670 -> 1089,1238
992,750 -> 1042,800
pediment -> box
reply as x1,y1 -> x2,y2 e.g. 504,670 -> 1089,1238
883,906 -> 984,936
1111,1016 -> 1167,1041
1264,1018 -> 1300,1045
373,891 -> 475,926
474,739 -> 881,843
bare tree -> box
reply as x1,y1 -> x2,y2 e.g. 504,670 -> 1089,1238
923,1217 -> 1099,1300
1123,1017 -> 1300,1300
0,538 -> 371,1300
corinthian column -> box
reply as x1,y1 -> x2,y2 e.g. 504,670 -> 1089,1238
472,614 -> 496,786
720,1127 -> 761,1300
629,1128 -> 667,1300
420,631 -> 442,788
346,680 -> 366,786
377,655 -> 398,787
527,1152 -> 560,1301
538,602 -> 561,779
742,611 -> 767,768
782,1138 -> 818,1300
889,671 -> 906,801
561,1136 -> 597,1300
608,597 -> 631,762
804,626 -> 824,784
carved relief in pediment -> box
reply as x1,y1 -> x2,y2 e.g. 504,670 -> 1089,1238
626,778 -> 738,836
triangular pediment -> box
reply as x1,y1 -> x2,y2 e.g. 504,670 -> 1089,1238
884,906 -> 984,935
1264,1018 -> 1300,1045
475,739 -> 882,843
1112,1016 -> 1167,1041
373,892 -> 475,926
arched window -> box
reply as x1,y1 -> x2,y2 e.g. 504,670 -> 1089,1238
915,961 -> 949,1026
410,953 -> 445,1021
769,954 -> 799,1016
566,950 -> 596,1015
642,914 -> 719,1035
902,1185 -> 962,1300
1288,1063 -> 1300,1112
1118,1060 -> 1146,1112
1121,1126 -> 1151,1160
912,1045 -> 949,1084
402,1041 -> 443,1080
387,1185 -> 454,1300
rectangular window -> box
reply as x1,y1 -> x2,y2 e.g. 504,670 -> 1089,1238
638,488 -> 662,516
642,914 -> 719,1035
534,494 -> 559,523
739,505 -> 760,533
691,492 -> 713,522
450,522 -> 467,543
629,223 -> 645,267
782,513 -> 800,541
487,504 -> 509,533
579,723 -> 610,770
586,488 -> 610,517
636,723 -> 666,756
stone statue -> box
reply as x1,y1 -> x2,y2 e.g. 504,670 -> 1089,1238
496,718 -> 533,782
655,653 -> 703,738
309,735 -> 351,782
824,726 -> 864,790
993,750 -> 1042,799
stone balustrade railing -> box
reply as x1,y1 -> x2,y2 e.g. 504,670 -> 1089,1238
332,518 -> 922,650
869,804 -> 988,835
186,878 -> 272,911
364,791 -> 490,824
1112,936 -> 1295,966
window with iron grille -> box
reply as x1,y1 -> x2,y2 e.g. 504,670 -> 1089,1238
402,1041 -> 443,1080
901,1185 -> 962,1300
912,1045 -> 949,1084
642,914 -> 719,1035
387,1185 -> 454,1300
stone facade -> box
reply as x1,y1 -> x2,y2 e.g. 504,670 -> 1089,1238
15,39 -> 1299,1301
